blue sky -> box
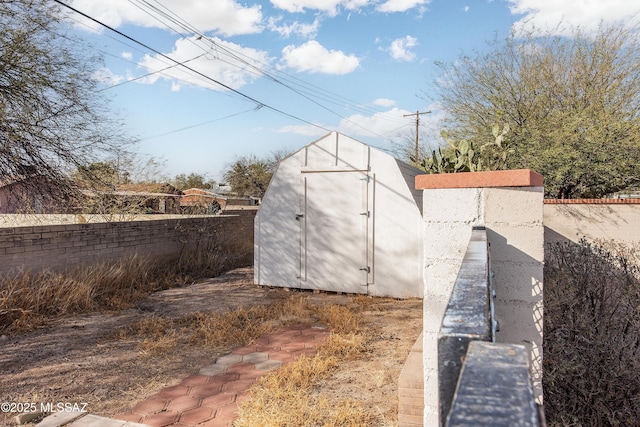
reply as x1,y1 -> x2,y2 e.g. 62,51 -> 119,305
64,0 -> 640,182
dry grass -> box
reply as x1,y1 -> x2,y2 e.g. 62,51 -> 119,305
0,267 -> 423,427
234,298 -> 376,427
185,295 -> 316,349
0,256 -> 179,334
0,237 -> 252,335
1,241 -> 411,427
315,304 -> 363,334
99,291 -> 379,425
108,295 -> 337,355
235,342 -> 374,426
99,295 -> 308,354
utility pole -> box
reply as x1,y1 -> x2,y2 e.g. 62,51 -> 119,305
404,110 -> 431,166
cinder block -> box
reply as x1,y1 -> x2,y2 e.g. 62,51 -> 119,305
423,296 -> 452,332
423,188 -> 482,223
491,266 -> 543,301
0,216 -> 254,277
483,187 -> 543,224
423,406 -> 439,427
485,226 -> 544,263
421,333 -> 439,367
423,226 -> 475,259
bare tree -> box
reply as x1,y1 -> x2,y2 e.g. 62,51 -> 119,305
0,0 -> 134,211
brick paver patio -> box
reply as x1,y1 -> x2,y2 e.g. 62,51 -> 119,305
34,325 -> 329,427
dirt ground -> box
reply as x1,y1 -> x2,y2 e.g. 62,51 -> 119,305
0,267 -> 423,427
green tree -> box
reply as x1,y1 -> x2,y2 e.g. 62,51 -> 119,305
173,173 -> 215,190
222,151 -> 289,198
74,162 -> 122,190
432,21 -> 640,198
223,156 -> 272,198
0,0 -> 133,201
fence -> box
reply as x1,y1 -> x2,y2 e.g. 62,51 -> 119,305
437,227 -> 542,426
411,169 -> 545,427
543,198 -> 640,245
0,210 -> 256,276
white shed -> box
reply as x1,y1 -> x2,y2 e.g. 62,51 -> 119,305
254,132 -> 424,298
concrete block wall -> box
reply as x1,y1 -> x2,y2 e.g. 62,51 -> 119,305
544,198 -> 640,245
415,170 -> 544,427
0,213 -> 255,276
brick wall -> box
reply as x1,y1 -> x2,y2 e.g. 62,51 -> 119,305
0,212 -> 256,276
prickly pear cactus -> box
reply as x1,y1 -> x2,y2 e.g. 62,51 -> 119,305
415,125 -> 511,174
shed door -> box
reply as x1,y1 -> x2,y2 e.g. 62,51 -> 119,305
299,170 -> 372,293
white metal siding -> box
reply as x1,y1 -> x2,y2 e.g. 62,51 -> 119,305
255,132 -> 423,298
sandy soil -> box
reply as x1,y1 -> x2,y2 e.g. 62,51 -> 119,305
0,267 -> 422,427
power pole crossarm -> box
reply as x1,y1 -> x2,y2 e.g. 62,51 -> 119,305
404,110 -> 431,166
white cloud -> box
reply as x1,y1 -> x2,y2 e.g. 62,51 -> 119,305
92,68 -> 124,85
377,0 -> 431,13
137,36 -> 272,90
337,108 -> 415,137
508,0 -> 640,35
464,6 -> 470,12
373,98 -> 397,107
389,36 -> 419,62
121,52 -> 133,61
277,123 -> 328,137
69,0 -> 263,36
270,0 -> 368,16
267,16 -> 320,38
279,104 -> 445,141
281,41 -> 360,74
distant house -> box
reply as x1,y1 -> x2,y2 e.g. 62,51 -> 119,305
180,188 -> 227,214
226,196 -> 261,206
215,184 -> 261,206
0,178 -> 184,215
105,183 -> 183,214
0,175 -> 74,214
180,188 -> 260,214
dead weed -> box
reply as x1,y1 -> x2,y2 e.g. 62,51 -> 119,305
234,298 -> 376,427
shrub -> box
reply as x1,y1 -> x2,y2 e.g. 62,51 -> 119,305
544,239 -> 640,426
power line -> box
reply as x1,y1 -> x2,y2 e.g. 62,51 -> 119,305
52,0 -> 332,134
127,0 -> 409,130
58,14 -> 255,105
139,107 -> 260,141
97,52 -> 208,92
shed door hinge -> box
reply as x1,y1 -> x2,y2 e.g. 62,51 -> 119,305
359,211 -> 370,217
359,266 -> 371,273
